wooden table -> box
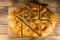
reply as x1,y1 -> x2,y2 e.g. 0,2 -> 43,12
0,0 -> 60,40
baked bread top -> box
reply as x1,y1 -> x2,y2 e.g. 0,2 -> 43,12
7,3 -> 56,37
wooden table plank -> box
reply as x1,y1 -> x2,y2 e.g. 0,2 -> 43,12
7,36 -> 60,40
0,0 -> 59,7
0,35 -> 8,40
39,0 -> 60,7
0,25 -> 7,34
0,35 -> 60,40
0,0 -> 11,6
42,36 -> 60,40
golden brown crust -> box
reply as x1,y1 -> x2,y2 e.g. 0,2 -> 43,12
7,3 -> 56,37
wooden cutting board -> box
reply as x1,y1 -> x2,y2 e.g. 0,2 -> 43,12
0,0 -> 60,40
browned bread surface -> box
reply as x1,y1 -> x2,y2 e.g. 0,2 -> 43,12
7,3 -> 56,37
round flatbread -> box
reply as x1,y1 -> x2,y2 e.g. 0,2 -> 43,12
7,3 -> 56,37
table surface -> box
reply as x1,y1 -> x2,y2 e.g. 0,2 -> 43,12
0,0 -> 60,40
